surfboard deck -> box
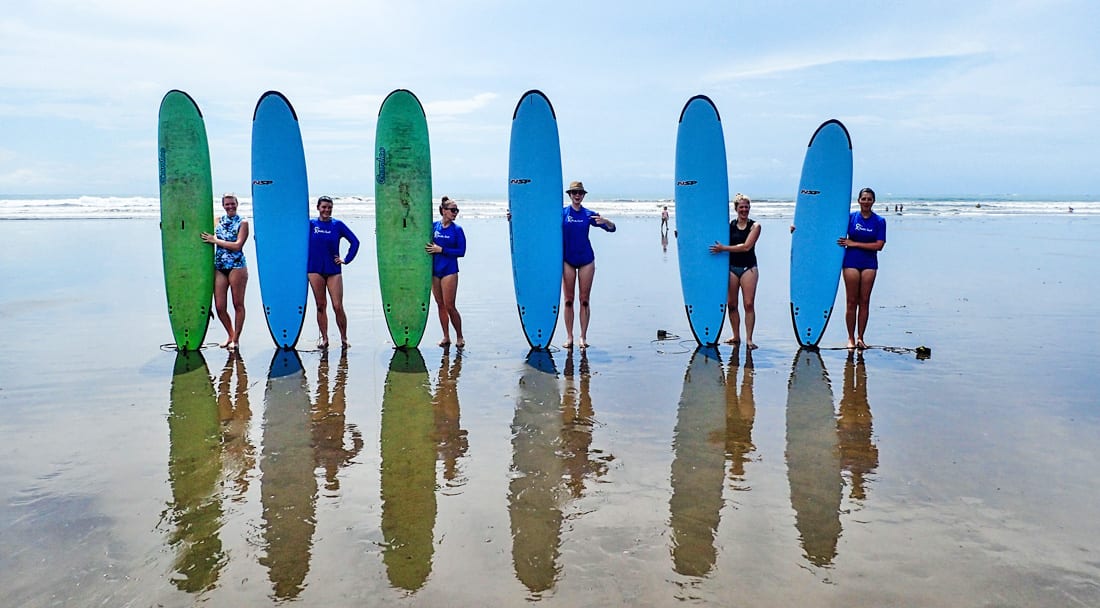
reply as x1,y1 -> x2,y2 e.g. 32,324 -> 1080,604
508,90 -> 563,350
252,91 -> 310,350
675,95 -> 730,346
789,119 -> 853,348
375,89 -> 432,349
158,90 -> 214,351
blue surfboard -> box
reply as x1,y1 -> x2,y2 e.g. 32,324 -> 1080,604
252,91 -> 309,349
790,119 -> 852,348
675,95 -> 730,346
508,90 -> 563,350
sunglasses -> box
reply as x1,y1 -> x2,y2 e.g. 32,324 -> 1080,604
445,207 -> 459,213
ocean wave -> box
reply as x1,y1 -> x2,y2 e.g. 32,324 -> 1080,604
0,195 -> 1095,220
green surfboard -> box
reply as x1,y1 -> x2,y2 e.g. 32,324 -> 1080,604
375,89 -> 432,348
159,90 -> 214,351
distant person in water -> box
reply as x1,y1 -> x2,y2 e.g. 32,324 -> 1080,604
308,196 -> 360,349
201,193 -> 249,350
425,196 -> 466,348
709,194 -> 761,349
661,206 -> 670,233
561,181 -> 616,349
838,187 -> 886,350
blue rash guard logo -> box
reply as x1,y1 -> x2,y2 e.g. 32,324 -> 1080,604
376,147 -> 386,184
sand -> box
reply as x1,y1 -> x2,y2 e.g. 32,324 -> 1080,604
0,212 -> 1098,606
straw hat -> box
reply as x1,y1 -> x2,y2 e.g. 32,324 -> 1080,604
566,181 -> 587,194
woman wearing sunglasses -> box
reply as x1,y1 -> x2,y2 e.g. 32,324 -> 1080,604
426,196 -> 467,348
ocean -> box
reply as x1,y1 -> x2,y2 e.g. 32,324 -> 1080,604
1,193 -> 1097,220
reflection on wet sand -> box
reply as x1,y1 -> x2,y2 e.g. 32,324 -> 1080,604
561,349 -> 610,498
668,347 -> 726,577
838,352 -> 878,500
216,352 -> 254,501
509,349 -> 611,594
785,349 -> 842,567
379,348 -> 436,591
311,349 -> 363,494
259,350 -> 316,599
165,350 -> 225,592
432,350 -> 469,488
510,350 -> 564,594
725,346 -> 756,489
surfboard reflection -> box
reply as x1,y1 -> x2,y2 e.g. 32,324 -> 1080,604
311,349 -> 363,495
785,349 -> 842,567
509,349 -> 611,594
379,348 -> 436,591
164,350 -> 225,593
838,351 -> 878,501
668,346 -> 726,577
259,350 -> 316,600
432,350 -> 469,489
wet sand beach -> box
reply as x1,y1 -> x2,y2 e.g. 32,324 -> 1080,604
1,212 -> 1098,606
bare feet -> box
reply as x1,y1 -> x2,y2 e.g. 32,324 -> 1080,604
856,339 -> 868,350
317,337 -> 329,350
563,339 -> 573,349
746,342 -> 758,350
846,339 -> 857,350
456,339 -> 465,349
438,338 -> 451,347
579,340 -> 589,350
341,340 -> 351,349
226,341 -> 237,351
724,336 -> 740,345
219,339 -> 231,348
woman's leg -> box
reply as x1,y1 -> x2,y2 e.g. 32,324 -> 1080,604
855,269 -> 877,348
725,271 -> 742,344
326,274 -> 348,347
227,267 -> 248,348
740,267 -> 759,348
309,273 -> 329,347
576,262 -> 595,347
842,267 -> 861,348
213,271 -> 233,347
441,273 -> 463,346
431,275 -> 450,346
562,263 -> 578,347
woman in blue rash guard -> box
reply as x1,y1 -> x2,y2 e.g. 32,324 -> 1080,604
561,181 -> 616,349
201,193 -> 250,350
308,196 -> 360,349
425,196 -> 467,348
837,187 -> 886,350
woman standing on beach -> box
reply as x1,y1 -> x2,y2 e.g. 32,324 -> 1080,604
562,181 -> 616,349
838,187 -> 886,349
425,196 -> 466,348
709,194 -> 761,349
201,193 -> 249,350
308,195 -> 360,349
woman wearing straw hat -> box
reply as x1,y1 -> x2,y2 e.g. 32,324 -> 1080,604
562,180 -> 616,349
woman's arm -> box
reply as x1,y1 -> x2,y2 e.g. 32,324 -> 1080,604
341,222 -> 361,264
202,219 -> 250,251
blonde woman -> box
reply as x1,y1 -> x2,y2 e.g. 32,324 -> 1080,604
708,194 -> 760,349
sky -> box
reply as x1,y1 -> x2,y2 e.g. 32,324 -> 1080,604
1,0 -> 1098,198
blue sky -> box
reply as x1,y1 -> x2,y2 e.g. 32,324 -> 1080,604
1,0 -> 1097,197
